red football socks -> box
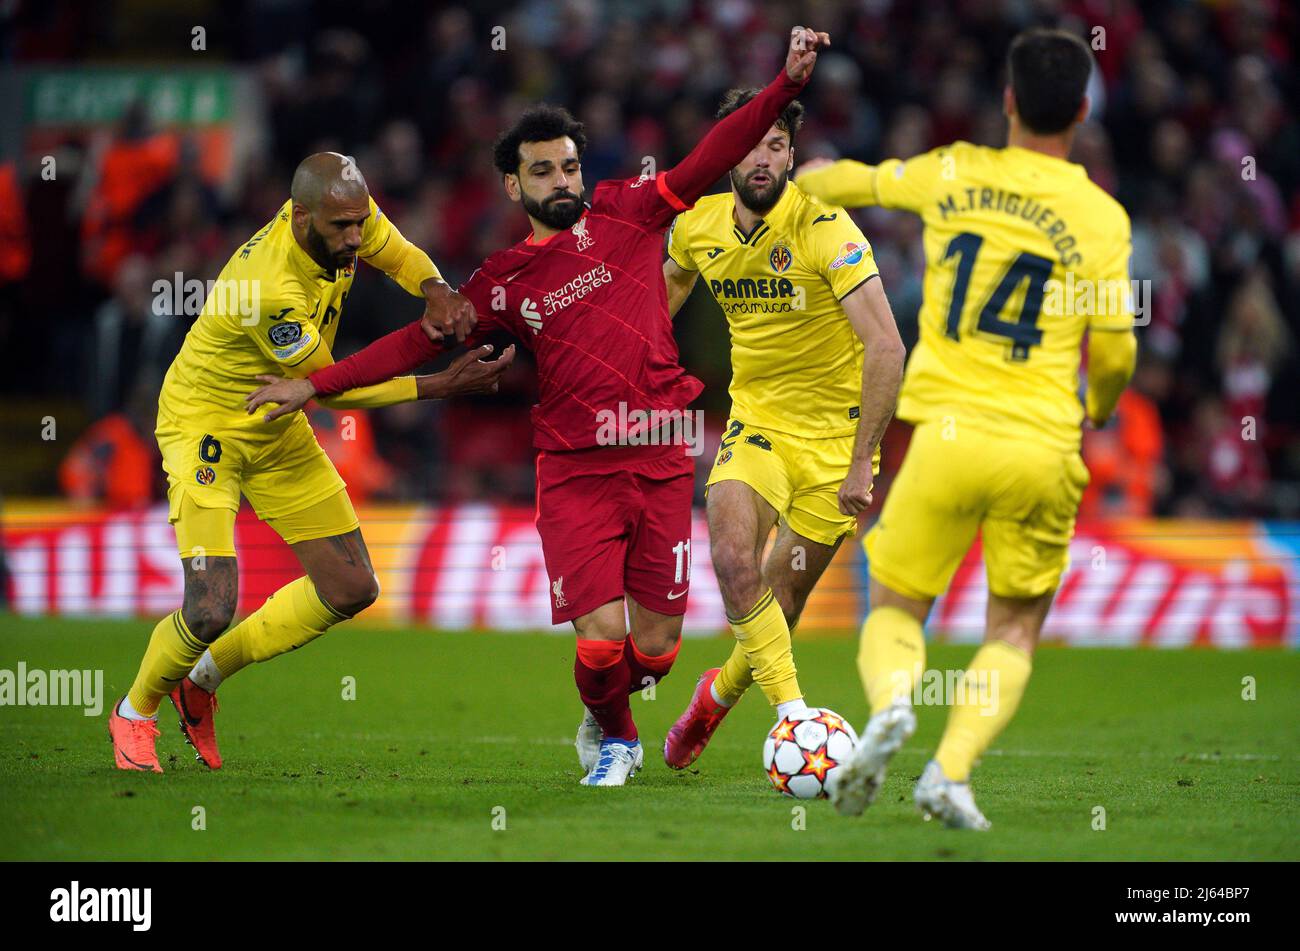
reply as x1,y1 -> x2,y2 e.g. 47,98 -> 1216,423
574,638 -> 636,741
623,636 -> 679,695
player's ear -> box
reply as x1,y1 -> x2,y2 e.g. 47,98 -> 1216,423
1003,85 -> 1015,119
1075,95 -> 1091,125
503,172 -> 521,203
786,146 -> 795,172
291,201 -> 316,237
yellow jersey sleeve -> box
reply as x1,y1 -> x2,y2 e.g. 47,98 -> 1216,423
1085,330 -> 1136,423
316,375 -> 418,409
873,146 -> 954,213
358,197 -> 442,296
1087,210 -> 1136,331
795,159 -> 879,208
1080,203 -> 1136,421
666,212 -> 697,271
298,330 -> 420,408
808,209 -> 879,300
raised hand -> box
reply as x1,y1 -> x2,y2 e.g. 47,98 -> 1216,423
786,26 -> 830,84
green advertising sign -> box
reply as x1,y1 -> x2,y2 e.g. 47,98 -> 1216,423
26,70 -> 233,126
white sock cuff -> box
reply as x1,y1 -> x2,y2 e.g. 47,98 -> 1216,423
118,696 -> 157,722
188,650 -> 224,693
776,698 -> 809,719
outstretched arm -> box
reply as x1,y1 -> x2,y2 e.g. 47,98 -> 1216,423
659,27 -> 828,208
799,146 -> 954,214
241,281 -> 476,420
303,277 -> 487,401
795,158 -> 880,208
247,343 -> 517,421
309,318 -> 444,397
315,376 -> 419,410
245,272 -> 508,422
316,344 -> 517,408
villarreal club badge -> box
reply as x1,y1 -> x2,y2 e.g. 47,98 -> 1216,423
769,244 -> 792,273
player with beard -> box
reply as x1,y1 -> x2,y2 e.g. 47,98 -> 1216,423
108,153 -> 507,772
245,28 -> 832,787
659,89 -> 905,771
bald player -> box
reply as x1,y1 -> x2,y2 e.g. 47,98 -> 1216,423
108,153 -> 510,773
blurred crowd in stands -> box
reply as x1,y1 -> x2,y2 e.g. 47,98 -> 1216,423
1,0 -> 1297,518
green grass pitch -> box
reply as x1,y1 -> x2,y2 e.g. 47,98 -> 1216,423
1,614 -> 1296,861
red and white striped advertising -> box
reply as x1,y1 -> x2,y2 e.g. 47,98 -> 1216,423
3,503 -> 1296,647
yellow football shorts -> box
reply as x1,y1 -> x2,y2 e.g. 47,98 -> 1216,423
156,409 -> 359,558
866,420 -> 1090,601
705,417 -> 879,546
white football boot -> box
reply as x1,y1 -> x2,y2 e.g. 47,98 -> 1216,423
575,707 -> 602,772
914,759 -> 992,830
579,738 -> 643,787
827,700 -> 916,817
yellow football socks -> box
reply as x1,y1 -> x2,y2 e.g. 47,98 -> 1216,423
713,641 -> 753,706
726,588 -> 801,706
934,639 -> 1032,782
126,611 -> 208,717
858,605 -> 926,713
209,576 -> 348,679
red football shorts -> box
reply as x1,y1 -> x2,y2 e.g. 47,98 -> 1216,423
535,445 -> 696,625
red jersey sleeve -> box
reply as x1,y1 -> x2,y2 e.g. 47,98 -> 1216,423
594,68 -> 806,233
308,268 -> 513,398
659,69 -> 805,209
307,320 -> 444,397
588,174 -> 691,234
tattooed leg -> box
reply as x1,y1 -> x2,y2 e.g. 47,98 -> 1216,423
291,529 -> 380,618
181,556 -> 240,643
185,528 -> 377,695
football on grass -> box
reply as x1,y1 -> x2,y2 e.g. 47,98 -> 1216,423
762,707 -> 858,799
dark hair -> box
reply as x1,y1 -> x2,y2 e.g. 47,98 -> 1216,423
1007,28 -> 1094,135
716,88 -> 804,144
492,104 -> 588,176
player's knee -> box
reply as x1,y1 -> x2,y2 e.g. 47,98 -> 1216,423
633,626 -> 680,656
577,619 -> 627,642
181,558 -> 238,642
321,571 -> 380,619
181,597 -> 236,643
345,572 -> 381,616
712,544 -> 763,605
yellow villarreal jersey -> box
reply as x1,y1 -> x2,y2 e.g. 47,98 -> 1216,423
816,142 -> 1134,452
667,183 -> 879,438
160,196 -> 414,431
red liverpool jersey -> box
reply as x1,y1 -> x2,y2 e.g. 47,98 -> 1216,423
305,68 -> 808,447
459,175 -> 702,451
